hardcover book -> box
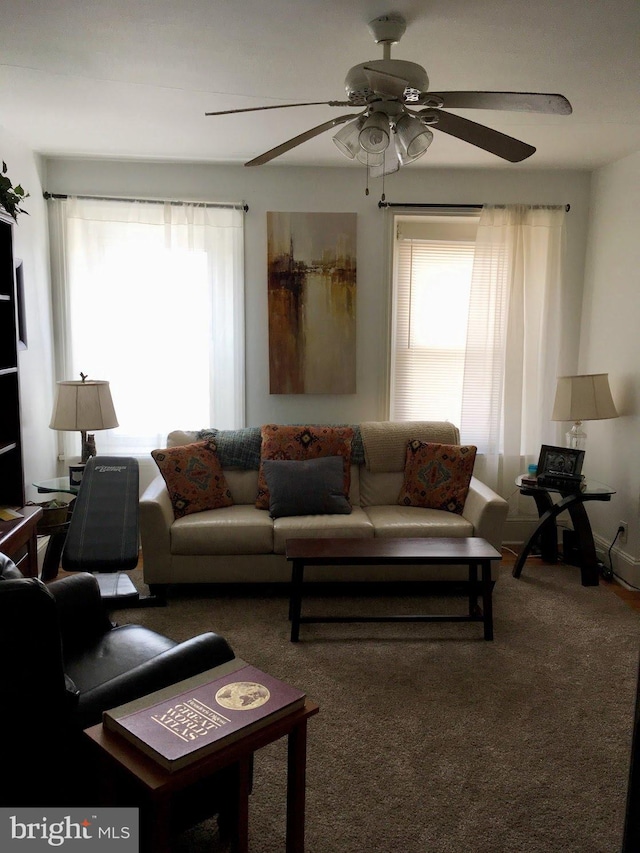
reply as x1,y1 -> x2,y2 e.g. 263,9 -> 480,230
103,658 -> 306,772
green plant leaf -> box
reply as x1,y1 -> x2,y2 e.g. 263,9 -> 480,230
0,163 -> 30,220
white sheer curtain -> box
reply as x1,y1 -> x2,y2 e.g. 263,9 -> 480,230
48,196 -> 245,468
460,205 -> 566,498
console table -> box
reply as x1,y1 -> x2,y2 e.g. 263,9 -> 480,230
512,474 -> 615,586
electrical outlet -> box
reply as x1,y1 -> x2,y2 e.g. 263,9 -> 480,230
619,521 -> 628,544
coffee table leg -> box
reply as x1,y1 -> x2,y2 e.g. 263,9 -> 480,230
290,560 -> 304,642
468,562 -> 478,616
286,717 -> 309,853
481,561 -> 493,641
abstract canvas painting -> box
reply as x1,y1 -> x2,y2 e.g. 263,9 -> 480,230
267,212 -> 356,394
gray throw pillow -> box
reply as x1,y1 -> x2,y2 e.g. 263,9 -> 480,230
262,456 -> 352,519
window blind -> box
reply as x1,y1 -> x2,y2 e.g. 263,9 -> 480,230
390,215 -> 479,425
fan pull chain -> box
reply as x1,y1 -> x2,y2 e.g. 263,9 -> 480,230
365,163 -> 370,196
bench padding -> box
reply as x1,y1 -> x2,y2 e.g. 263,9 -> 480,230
62,457 -> 139,573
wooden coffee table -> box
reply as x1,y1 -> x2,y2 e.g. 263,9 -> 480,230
285,537 -> 502,642
85,699 -> 319,853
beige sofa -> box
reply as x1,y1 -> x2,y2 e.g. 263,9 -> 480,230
139,421 -> 508,599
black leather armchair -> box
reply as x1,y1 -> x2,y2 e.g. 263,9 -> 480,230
0,553 -> 235,807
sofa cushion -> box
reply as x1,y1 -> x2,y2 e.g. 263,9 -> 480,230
256,425 -> 354,509
151,440 -> 233,519
263,457 -> 351,519
397,441 -> 477,514
364,505 -> 474,538
171,505 -> 274,555
272,507 -> 374,554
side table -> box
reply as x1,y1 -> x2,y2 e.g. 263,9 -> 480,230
85,699 -> 319,853
0,504 -> 42,577
33,476 -> 79,497
32,477 -> 78,582
513,475 -> 615,586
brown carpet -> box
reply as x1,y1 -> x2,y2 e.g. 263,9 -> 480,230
110,560 -> 640,853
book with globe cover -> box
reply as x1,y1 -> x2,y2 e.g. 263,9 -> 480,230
102,658 -> 306,771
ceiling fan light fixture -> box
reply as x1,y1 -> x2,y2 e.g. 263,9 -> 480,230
359,112 -> 391,154
332,116 -> 365,159
355,148 -> 385,167
369,146 -> 401,177
395,113 -> 434,159
394,134 -> 419,166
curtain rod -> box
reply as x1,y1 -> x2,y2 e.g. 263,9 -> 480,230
378,201 -> 570,212
43,191 -> 249,212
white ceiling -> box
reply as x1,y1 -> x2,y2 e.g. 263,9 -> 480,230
1,0 -> 639,171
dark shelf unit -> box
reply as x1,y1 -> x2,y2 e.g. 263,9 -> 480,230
0,211 -> 25,508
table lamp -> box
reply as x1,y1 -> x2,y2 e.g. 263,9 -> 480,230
551,373 -> 618,450
49,374 -> 119,484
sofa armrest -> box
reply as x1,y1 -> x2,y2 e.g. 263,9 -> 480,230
76,632 -> 236,727
462,476 -> 509,550
139,474 -> 175,583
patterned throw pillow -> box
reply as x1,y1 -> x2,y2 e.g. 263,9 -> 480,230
151,440 -> 233,519
397,440 -> 477,514
256,424 -> 353,509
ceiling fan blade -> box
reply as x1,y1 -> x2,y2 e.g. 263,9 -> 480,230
422,109 -> 536,162
424,91 -> 572,115
245,112 -> 364,166
362,65 -> 409,99
205,100 -> 350,117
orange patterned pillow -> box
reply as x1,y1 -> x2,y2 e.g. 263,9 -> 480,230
397,440 -> 477,514
151,440 -> 233,519
256,425 -> 353,509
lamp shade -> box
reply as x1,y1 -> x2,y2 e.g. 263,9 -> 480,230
49,379 -> 119,431
551,373 -> 618,422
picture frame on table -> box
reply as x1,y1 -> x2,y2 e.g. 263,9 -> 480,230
537,444 -> 585,478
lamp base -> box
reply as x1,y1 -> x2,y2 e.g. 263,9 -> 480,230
566,421 -> 587,451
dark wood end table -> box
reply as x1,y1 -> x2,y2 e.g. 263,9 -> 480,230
285,537 -> 502,642
85,699 -> 319,853
0,504 -> 42,577
512,475 -> 615,586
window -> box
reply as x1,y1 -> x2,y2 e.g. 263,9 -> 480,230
390,213 -> 480,425
48,197 -> 245,469
388,205 -> 567,499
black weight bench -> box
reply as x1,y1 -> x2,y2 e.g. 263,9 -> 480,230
61,456 -> 161,607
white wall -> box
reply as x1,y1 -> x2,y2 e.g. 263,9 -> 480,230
44,157 -> 591,431
579,150 -> 640,585
0,129 -> 58,501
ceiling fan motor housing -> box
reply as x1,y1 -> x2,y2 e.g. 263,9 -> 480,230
345,60 -> 429,104
367,14 -> 407,45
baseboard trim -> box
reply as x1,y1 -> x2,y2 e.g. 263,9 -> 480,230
595,533 -> 640,589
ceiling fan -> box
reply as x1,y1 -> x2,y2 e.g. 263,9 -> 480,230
205,13 -> 572,174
